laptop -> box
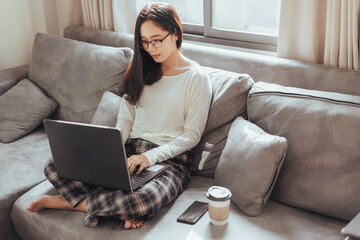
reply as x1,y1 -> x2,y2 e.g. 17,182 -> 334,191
44,119 -> 169,192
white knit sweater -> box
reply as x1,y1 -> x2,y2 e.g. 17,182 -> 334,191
116,65 -> 212,165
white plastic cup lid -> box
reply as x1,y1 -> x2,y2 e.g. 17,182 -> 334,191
207,186 -> 232,201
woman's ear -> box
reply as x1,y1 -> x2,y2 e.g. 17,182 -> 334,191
173,30 -> 179,41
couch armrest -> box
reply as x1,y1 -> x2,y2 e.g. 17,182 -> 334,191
0,64 -> 30,95
342,211 -> 360,240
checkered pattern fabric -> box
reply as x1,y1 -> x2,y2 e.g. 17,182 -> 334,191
44,138 -> 192,227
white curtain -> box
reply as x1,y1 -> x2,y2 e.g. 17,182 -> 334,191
278,0 -> 360,71
81,0 -> 114,30
68,0 -> 138,34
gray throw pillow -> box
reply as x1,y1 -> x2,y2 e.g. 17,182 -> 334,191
91,91 -> 122,127
192,67 -> 254,176
0,64 -> 29,96
248,81 -> 360,221
29,33 -> 133,123
201,67 -> 254,135
191,122 -> 232,177
215,117 -> 288,217
0,79 -> 57,143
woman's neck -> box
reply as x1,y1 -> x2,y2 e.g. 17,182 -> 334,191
161,51 -> 193,76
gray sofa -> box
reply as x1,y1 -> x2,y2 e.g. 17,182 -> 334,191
1,25 -> 360,240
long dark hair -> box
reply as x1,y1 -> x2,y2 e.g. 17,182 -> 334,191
118,2 -> 183,105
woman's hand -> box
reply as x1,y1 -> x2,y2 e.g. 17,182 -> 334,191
127,154 -> 150,174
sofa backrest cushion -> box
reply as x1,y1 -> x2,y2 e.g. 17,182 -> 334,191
247,81 -> 360,221
192,67 -> 254,177
64,25 -> 360,98
64,25 -> 134,49
91,91 -> 121,127
29,33 -> 133,123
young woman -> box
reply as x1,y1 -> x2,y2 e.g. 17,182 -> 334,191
26,2 -> 211,229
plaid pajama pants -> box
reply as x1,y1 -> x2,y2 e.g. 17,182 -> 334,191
44,138 -> 192,227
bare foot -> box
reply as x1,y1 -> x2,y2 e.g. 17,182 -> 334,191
26,195 -> 53,212
26,195 -> 86,213
124,219 -> 144,229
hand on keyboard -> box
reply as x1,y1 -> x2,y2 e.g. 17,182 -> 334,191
131,165 -> 140,175
127,154 -> 150,175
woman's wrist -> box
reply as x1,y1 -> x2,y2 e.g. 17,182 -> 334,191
142,152 -> 157,166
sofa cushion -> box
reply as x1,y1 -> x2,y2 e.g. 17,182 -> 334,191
191,122 -> 232,177
0,127 -> 50,240
11,176 -> 346,240
29,33 -> 133,123
215,117 -> 287,216
201,67 -> 254,135
91,91 -> 122,127
247,81 -> 360,221
0,79 -> 57,143
191,67 -> 254,176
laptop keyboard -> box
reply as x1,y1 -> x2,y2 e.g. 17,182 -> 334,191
130,170 -> 152,186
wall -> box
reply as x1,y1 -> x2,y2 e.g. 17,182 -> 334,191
0,0 -> 72,71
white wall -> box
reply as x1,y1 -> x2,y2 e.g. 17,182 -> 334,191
0,0 -> 34,71
0,0 -> 72,71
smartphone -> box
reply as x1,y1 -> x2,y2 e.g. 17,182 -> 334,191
177,201 -> 208,225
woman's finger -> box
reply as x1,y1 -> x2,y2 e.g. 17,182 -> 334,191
137,164 -> 145,174
127,155 -> 150,174
127,156 -> 137,174
128,158 -> 137,174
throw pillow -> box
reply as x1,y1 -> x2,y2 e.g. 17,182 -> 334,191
248,81 -> 360,221
0,79 -> 57,143
191,122 -> 232,177
0,64 -> 29,96
29,33 -> 133,123
201,67 -> 254,135
215,117 -> 288,217
191,67 -> 254,176
91,91 -> 122,127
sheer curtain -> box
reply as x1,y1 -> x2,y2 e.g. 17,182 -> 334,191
81,0 -> 114,30
277,0 -> 360,71
68,0 -> 138,33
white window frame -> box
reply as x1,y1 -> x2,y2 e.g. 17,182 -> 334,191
181,0 -> 278,52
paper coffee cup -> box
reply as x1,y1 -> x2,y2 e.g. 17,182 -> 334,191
207,186 -> 232,225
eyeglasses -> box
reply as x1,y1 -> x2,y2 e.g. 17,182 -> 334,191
139,32 -> 170,50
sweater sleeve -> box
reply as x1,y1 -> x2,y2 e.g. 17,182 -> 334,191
115,97 -> 135,143
142,71 -> 212,165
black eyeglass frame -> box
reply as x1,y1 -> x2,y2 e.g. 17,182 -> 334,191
139,32 -> 171,50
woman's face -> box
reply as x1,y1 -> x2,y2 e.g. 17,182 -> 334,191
140,20 -> 178,63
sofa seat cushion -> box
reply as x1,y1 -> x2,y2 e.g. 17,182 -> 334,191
248,82 -> 360,221
29,33 -> 133,123
12,176 -> 346,240
0,127 -> 50,240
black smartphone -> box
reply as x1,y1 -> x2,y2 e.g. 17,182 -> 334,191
177,201 -> 208,225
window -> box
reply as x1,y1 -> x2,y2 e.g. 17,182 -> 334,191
137,0 -> 281,52
136,0 -> 204,25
